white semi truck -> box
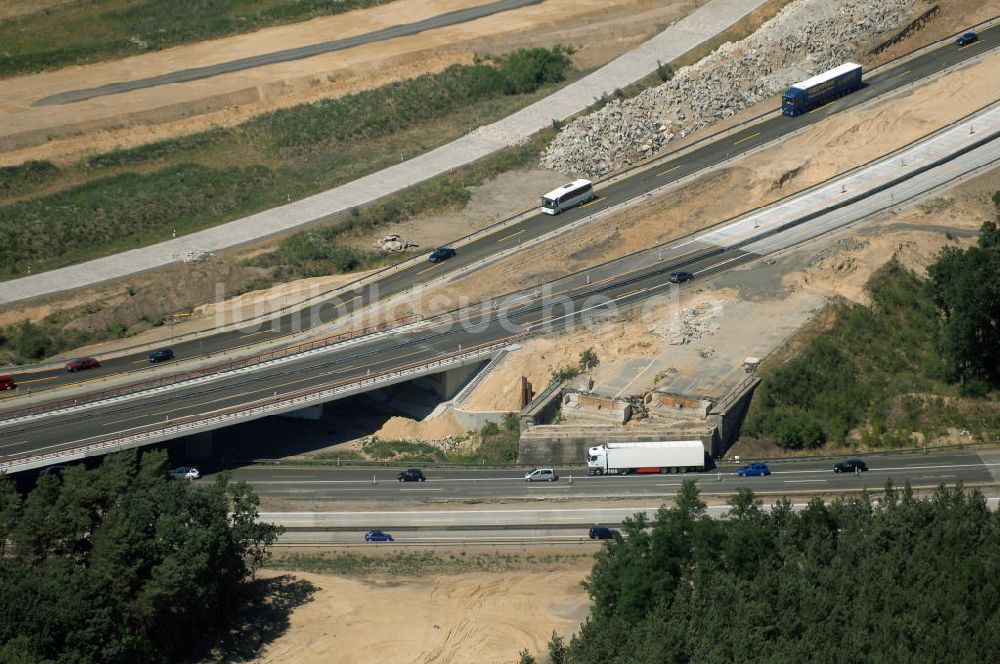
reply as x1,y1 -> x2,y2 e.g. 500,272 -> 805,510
587,441 -> 706,475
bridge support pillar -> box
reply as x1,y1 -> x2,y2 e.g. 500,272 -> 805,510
185,431 -> 215,460
412,360 -> 487,400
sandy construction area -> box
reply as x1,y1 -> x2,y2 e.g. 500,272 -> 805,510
254,563 -> 592,664
0,0 -> 699,165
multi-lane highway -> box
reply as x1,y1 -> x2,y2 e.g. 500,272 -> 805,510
6,26 -> 997,396
2,105 -> 996,469
214,449 -> 1000,502
238,448 -> 1000,545
0,27 -> 997,472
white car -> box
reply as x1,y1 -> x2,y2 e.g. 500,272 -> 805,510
524,467 -> 558,482
169,466 -> 201,480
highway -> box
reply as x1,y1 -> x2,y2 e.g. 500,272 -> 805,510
6,26 -> 997,397
215,449 -> 1000,502
243,448 -> 1000,546
0,104 -> 997,467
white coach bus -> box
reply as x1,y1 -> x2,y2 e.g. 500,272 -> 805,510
540,179 -> 595,215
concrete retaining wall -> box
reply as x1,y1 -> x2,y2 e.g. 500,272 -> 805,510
707,374 -> 761,457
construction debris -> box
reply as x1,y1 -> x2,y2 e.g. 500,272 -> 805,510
375,234 -> 417,252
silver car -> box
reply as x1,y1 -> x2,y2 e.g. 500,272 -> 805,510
169,466 -> 201,480
524,467 -> 558,482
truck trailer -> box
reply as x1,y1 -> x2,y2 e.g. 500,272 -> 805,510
782,62 -> 862,116
587,441 -> 706,475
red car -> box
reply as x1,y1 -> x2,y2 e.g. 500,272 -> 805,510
0,375 -> 16,390
65,357 -> 101,372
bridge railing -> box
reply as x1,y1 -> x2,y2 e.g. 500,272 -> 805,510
0,340 -> 509,474
0,313 -> 423,422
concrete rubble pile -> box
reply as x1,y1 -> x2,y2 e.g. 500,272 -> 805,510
375,234 -> 417,252
649,300 -> 726,345
541,0 -> 917,176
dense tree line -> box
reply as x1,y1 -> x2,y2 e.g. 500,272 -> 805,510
928,217 -> 1000,392
542,481 -> 1000,663
745,214 -> 1000,449
0,451 -> 281,663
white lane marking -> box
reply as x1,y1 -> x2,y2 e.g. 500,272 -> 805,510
0,440 -> 29,451
784,479 -> 829,484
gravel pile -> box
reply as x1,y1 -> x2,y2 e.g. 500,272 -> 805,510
541,0 -> 918,177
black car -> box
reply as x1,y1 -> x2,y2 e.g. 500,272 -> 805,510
428,247 -> 456,263
955,32 -> 978,46
397,468 -> 426,482
149,348 -> 175,363
834,459 -> 868,474
589,526 -> 620,540
669,270 -> 694,284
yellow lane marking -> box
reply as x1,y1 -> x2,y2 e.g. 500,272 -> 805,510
16,375 -> 58,384
579,197 -> 604,208
238,330 -> 270,339
657,164 -> 682,177
733,131 -> 761,145
497,229 -> 525,243
958,41 -> 981,51
416,262 -> 442,276
808,101 -> 834,114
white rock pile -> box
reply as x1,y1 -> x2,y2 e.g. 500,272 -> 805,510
541,0 -> 918,176
649,300 -> 725,345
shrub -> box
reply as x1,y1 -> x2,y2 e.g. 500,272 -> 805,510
578,347 -> 599,371
498,46 -> 572,95
551,365 -> 580,382
773,410 -> 826,450
480,421 -> 501,437
656,60 -> 674,83
0,160 -> 59,198
960,379 -> 990,399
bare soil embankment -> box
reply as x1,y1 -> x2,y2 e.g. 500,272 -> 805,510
0,0 -> 699,166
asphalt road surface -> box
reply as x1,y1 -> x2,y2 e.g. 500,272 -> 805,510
1,35 -> 997,465
1,124 -> 995,465
35,0 -> 544,106
214,450 -> 999,502
8,28 -> 996,395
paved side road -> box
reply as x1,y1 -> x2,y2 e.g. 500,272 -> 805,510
35,0 -> 545,106
0,0 -> 770,305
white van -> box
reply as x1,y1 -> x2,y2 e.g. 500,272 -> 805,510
524,467 -> 559,482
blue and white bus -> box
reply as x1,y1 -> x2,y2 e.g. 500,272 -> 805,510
540,179 -> 595,215
781,62 -> 862,116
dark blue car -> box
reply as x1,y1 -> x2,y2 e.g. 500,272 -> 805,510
955,32 -> 978,46
149,348 -> 175,363
737,462 -> 771,477
428,247 -> 456,263
365,530 -> 394,542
